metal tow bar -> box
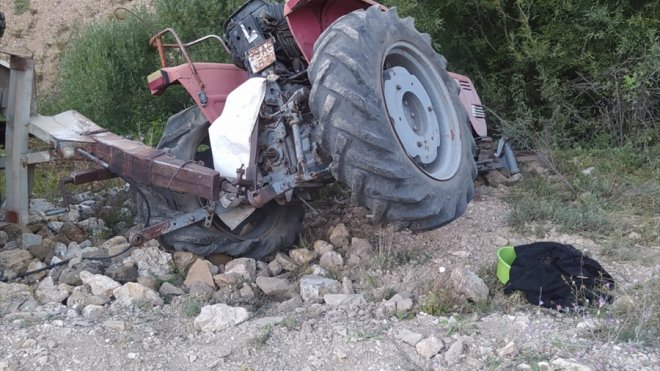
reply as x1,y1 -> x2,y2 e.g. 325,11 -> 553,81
128,202 -> 226,247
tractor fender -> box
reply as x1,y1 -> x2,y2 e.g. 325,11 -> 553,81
284,0 -> 385,62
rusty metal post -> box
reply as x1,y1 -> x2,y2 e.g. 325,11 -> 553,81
4,55 -> 34,224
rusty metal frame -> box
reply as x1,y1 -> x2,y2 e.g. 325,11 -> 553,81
1,54 -> 226,225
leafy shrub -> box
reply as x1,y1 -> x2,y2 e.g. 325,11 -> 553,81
387,0 -> 660,148
45,0 -> 658,149
43,0 -> 244,137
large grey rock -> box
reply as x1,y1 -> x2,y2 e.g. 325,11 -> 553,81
396,329 -> 423,346
113,282 -> 163,307
274,253 -> 297,272
159,282 -> 185,296
225,258 -> 256,282
125,246 -> 174,278
348,238 -> 374,265
58,259 -> 110,286
300,275 -> 341,302
173,251 -> 197,275
445,336 -> 472,366
28,243 -> 54,262
384,292 -> 413,313
268,260 -> 283,276
319,251 -> 344,270
213,273 -> 241,287
105,263 -> 139,283
416,336 -> 444,359
53,242 -> 67,258
194,304 -> 249,333
256,276 -> 290,295
341,277 -> 355,294
277,295 -> 303,312
24,260 -> 47,283
313,240 -> 334,255
0,249 -> 34,276
58,223 -> 87,244
79,270 -> 121,298
18,233 -> 43,249
35,277 -> 69,304
99,236 -> 128,251
289,249 -> 317,266
329,224 -> 350,248
239,284 -> 255,299
450,268 -> 489,302
47,221 -> 64,234
64,208 -> 81,223
184,259 -> 215,289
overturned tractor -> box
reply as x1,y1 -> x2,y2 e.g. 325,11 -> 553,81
1,0 -> 518,259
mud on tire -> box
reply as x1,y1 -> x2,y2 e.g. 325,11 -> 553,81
308,6 -> 477,231
133,106 -> 303,259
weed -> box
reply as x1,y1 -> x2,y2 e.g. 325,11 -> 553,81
252,325 -> 273,347
507,145 -> 659,244
14,0 -> 30,15
578,278 -> 660,346
281,316 -> 297,330
395,310 -> 415,321
419,291 -> 456,317
182,297 -> 203,318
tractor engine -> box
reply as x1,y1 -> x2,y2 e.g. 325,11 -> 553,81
223,0 -> 306,76
222,0 -> 328,197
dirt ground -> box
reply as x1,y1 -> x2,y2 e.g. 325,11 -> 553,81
0,0 -> 154,92
1,187 -> 658,370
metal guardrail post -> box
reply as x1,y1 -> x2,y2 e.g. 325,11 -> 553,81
4,55 -> 34,224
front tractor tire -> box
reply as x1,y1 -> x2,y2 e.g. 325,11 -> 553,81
308,6 -> 477,231
134,107 -> 303,259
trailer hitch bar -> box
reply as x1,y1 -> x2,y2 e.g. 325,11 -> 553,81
128,202 -> 231,247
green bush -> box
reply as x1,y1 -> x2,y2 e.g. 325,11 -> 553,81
43,0 -> 244,137
387,0 -> 660,148
45,0 -> 658,149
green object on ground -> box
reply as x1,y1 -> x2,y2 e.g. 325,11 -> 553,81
497,246 -> 516,284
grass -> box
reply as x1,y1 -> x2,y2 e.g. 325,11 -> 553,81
181,296 -> 204,318
281,316 -> 297,330
252,325 -> 273,347
14,0 -> 30,15
506,145 -> 659,245
577,278 -> 660,346
419,264 -> 526,317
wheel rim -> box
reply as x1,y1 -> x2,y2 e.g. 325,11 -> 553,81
382,41 -> 462,181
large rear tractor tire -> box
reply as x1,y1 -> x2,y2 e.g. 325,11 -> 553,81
308,6 -> 477,231
133,106 -> 304,259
